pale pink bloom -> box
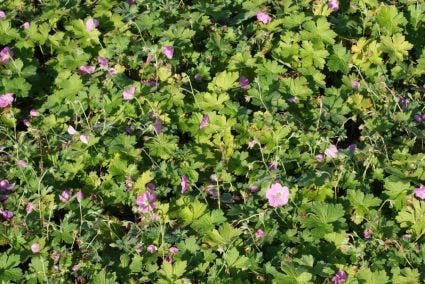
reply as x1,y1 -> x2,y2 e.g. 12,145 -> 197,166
26,202 -> 34,213
324,144 -> 338,159
162,46 -> 174,59
98,56 -> 108,68
51,251 -> 61,262
108,67 -> 117,76
22,22 -> 30,29
181,176 -> 189,193
0,47 -> 13,64
363,229 -> 372,239
151,213 -> 159,221
79,65 -> 95,74
136,191 -> 156,213
67,125 -> 77,135
328,0 -> 339,12
79,135 -> 89,144
17,160 -> 27,167
72,264 -> 80,272
414,185 -> 425,200
249,185 -> 259,192
125,182 -> 133,190
76,191 -> 83,201
147,244 -> 157,253
23,118 -> 30,127
210,174 -> 218,182
315,154 -> 324,163
255,229 -> 265,238
31,243 -> 40,253
0,11 -> 5,20
146,56 -> 152,63
85,18 -> 99,32
0,93 -> 14,108
256,12 -> 272,24
266,183 -> 290,207
123,86 -> 136,101
29,109 -> 38,117
59,190 -> 72,203
248,140 -> 257,149
169,247 -> 179,254
199,114 -> 209,129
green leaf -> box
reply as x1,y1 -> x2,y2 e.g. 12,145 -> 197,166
347,189 -> 381,224
300,18 -> 336,45
224,248 -> 248,269
357,268 -> 389,284
391,267 -> 421,284
327,43 -> 351,73
299,41 -> 329,69
302,202 -> 345,239
396,199 -> 425,239
380,34 -> 413,63
384,176 -> 410,210
376,5 -> 407,35
209,71 -> 239,91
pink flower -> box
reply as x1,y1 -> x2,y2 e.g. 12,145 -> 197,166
256,12 -> 272,24
0,93 -> 14,108
255,229 -> 265,238
79,65 -> 95,74
268,161 -> 278,170
29,109 -> 38,117
147,244 -> 157,253
72,264 -> 80,272
125,182 -> 133,190
98,56 -> 108,69
108,67 -> 117,76
249,185 -> 259,192
26,202 -> 34,213
154,118 -> 162,135
162,46 -> 174,59
0,179 -> 14,192
0,47 -> 13,64
239,76 -> 249,89
0,210 -> 13,220
85,18 -> 99,32
199,114 -> 209,129
328,0 -> 339,12
248,140 -> 257,149
51,251 -> 61,262
164,256 -> 173,264
352,81 -> 360,90
136,191 -> 156,213
315,154 -> 324,163
181,176 -> 189,193
331,270 -> 347,284
324,144 -> 338,159
31,243 -> 40,253
59,190 -> 72,203
76,191 -> 83,202
123,86 -> 136,101
169,247 -> 179,254
363,229 -> 372,239
414,185 -> 425,200
22,22 -> 30,29
266,183 -> 290,207
67,125 -> 77,135
17,160 -> 27,167
79,135 -> 89,144
0,11 -> 6,20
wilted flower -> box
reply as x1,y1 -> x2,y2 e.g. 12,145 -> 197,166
256,12 -> 272,24
164,256 -> 173,264
76,191 -> 83,202
108,67 -> 117,76
128,0 -> 136,4
0,210 -> 13,221
248,140 -> 257,149
67,125 -> 77,135
0,179 -> 14,192
199,114 -> 209,129
125,182 -> 133,190
0,93 -> 14,108
398,96 -> 409,109
154,118 -> 162,135
79,65 -> 95,74
0,47 -> 13,64
414,185 -> 425,200
51,251 -> 61,262
363,229 -> 372,239
328,0 -> 339,12
210,174 -> 218,183
59,190 -> 72,203
98,56 -> 108,69
162,46 -> 174,59
23,118 -> 30,127
79,135 -> 89,144
147,183 -> 156,191
29,109 -> 38,117
331,270 -> 347,284
85,18 -> 99,32
31,243 -> 40,253
239,76 -> 249,89
169,247 -> 179,254
351,80 -> 360,90
72,264 -> 80,272
22,22 -> 30,29
348,144 -> 357,153
181,176 -> 189,193
145,56 -> 152,63
26,202 -> 34,213
255,229 -> 265,238
147,244 -> 157,253
123,86 -> 136,101
136,191 -> 156,213
266,183 -> 290,207
414,114 -> 423,123
194,73 -> 202,81
324,144 -> 338,159
248,185 -> 259,192
0,11 -> 6,20
268,161 -> 278,170
287,97 -> 297,103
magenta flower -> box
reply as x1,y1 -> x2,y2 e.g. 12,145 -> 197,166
199,114 -> 209,129
0,47 -> 13,64
79,65 -> 95,74
0,210 -> 13,221
26,202 -> 34,213
154,118 -> 162,135
136,191 -> 156,213
352,80 -> 360,90
169,247 -> 179,254
194,73 -> 202,81
328,0 -> 339,12
147,183 -> 156,191
79,134 -> 89,144
67,125 -> 77,135
85,18 -> 99,32
181,176 -> 189,193
0,93 -> 14,108
414,185 -> 425,200
0,11 -> 6,19
162,46 -> 174,59
22,22 -> 30,29
256,11 -> 272,24
255,229 -> 265,238
164,256 -> 173,264
31,243 -> 40,253
29,109 -> 38,117
125,181 -> 133,190
324,144 -> 338,159
59,190 -> 72,203
239,76 -> 250,89
76,191 -> 83,202
123,86 -> 136,101
266,183 -> 290,207
0,179 -> 14,192
331,270 -> 347,284
98,56 -> 108,69
363,229 -> 372,239
147,244 -> 157,253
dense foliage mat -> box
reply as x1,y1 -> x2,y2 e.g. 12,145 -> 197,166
1,0 -> 425,283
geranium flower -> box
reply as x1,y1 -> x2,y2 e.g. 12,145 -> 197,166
181,176 -> 189,193
136,191 -> 156,213
147,244 -> 157,253
324,144 -> 338,159
256,12 -> 272,24
199,114 -> 209,129
0,179 -> 14,192
0,93 -> 14,108
363,229 -> 372,239
76,191 -> 83,202
194,73 -> 202,81
98,56 -> 108,69
266,183 -> 290,207
239,76 -> 249,89
22,22 -> 30,29
59,190 -> 72,203
164,256 -> 173,264
79,65 -> 95,74
287,97 -> 297,103
31,243 -> 40,253
154,118 -> 162,135
351,80 -> 360,90
26,203 -> 34,213
169,247 -> 179,254
162,46 -> 174,59
331,270 -> 347,284
414,185 -> 425,200
51,251 -> 61,262
0,11 -> 6,20
328,0 -> 339,12
67,125 -> 77,135
255,229 -> 265,238
123,86 -> 136,101
0,210 -> 13,221
29,109 -> 38,117
85,18 -> 99,32
0,47 -> 13,64
79,134 -> 89,144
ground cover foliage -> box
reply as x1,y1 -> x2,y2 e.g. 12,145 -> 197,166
1,0 -> 425,283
